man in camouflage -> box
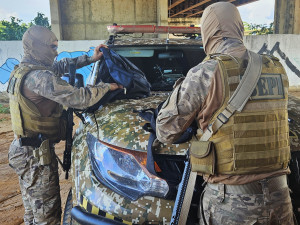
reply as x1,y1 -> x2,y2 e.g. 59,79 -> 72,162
7,25 -> 121,224
156,2 -> 295,225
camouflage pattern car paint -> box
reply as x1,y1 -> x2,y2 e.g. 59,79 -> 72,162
110,38 -> 202,46
71,94 -> 192,224
94,94 -> 190,155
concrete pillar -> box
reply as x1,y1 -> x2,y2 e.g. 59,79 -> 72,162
49,0 -> 166,40
157,0 -> 168,26
49,0 -> 63,40
274,0 -> 300,34
294,0 -> 300,33
157,0 -> 168,38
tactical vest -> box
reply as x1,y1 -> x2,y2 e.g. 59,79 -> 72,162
7,65 -> 64,141
196,54 -> 290,175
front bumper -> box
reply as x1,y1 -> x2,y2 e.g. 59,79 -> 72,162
71,206 -> 126,225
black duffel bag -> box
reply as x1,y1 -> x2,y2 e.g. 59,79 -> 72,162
86,47 -> 151,112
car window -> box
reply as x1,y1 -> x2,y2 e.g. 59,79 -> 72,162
87,45 -> 206,91
112,45 -> 205,91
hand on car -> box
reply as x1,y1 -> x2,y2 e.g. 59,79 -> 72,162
109,83 -> 124,91
91,44 -> 108,62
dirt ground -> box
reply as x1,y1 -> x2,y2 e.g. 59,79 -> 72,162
0,90 -> 300,225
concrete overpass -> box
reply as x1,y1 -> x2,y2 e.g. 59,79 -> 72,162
168,0 -> 258,18
49,0 -> 300,40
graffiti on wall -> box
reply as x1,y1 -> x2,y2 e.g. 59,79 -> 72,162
0,48 -> 96,92
56,48 -> 95,81
0,58 -> 19,84
258,41 -> 300,79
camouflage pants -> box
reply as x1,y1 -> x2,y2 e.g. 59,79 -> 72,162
199,180 -> 295,225
8,139 -> 61,225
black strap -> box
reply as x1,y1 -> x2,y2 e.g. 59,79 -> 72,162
146,132 -> 157,176
137,108 -> 158,176
135,101 -> 197,176
173,121 -> 198,144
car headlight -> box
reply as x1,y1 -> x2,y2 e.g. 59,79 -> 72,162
87,132 -> 169,201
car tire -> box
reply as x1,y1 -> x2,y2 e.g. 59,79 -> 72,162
63,188 -> 73,225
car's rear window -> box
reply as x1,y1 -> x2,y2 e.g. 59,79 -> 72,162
111,45 -> 206,91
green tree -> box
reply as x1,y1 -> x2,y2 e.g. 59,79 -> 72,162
0,17 -> 28,40
0,12 -> 51,40
30,12 -> 51,29
243,22 -> 274,35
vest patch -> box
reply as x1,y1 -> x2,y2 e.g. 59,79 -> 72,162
251,74 -> 284,100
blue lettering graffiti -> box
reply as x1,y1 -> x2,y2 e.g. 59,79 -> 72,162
0,58 -> 20,84
0,48 -> 96,86
56,48 -> 95,83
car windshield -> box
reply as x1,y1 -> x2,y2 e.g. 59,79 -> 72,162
103,45 -> 206,91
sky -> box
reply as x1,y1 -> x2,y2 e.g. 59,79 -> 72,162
0,0 -> 274,25
238,0 -> 275,25
0,0 -> 51,23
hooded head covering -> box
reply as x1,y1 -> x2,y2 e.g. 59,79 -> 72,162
201,2 -> 244,54
22,25 -> 58,67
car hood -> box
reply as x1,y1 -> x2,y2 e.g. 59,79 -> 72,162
89,94 -> 300,155
94,94 -> 190,155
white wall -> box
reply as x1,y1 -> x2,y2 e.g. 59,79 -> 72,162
57,40 -> 106,52
1,35 -> 300,93
0,40 -> 106,66
244,34 -> 300,87
0,40 -> 105,92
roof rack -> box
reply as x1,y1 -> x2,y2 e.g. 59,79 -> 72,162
106,24 -> 201,45
107,25 -> 201,34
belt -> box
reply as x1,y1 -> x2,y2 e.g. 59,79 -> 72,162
207,175 -> 288,194
14,134 -> 48,148
19,136 -> 44,148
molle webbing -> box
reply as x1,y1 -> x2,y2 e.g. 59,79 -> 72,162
7,65 -> 62,139
209,54 -> 290,175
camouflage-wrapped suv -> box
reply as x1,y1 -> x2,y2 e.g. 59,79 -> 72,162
64,36 -> 300,224
64,36 -> 207,224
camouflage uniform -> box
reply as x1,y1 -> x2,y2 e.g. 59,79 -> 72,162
156,39 -> 293,225
200,185 -> 294,225
9,140 -> 61,224
8,41 -> 112,225
157,41 -> 295,224
156,2 -> 295,224
288,95 -> 300,222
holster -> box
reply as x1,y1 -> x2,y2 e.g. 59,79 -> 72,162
33,139 -> 52,165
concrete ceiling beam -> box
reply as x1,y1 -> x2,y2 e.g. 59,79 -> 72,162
168,0 -> 185,10
170,0 -> 211,17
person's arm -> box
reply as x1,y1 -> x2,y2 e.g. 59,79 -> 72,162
156,60 -> 218,144
24,70 -> 121,109
52,44 -> 107,76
